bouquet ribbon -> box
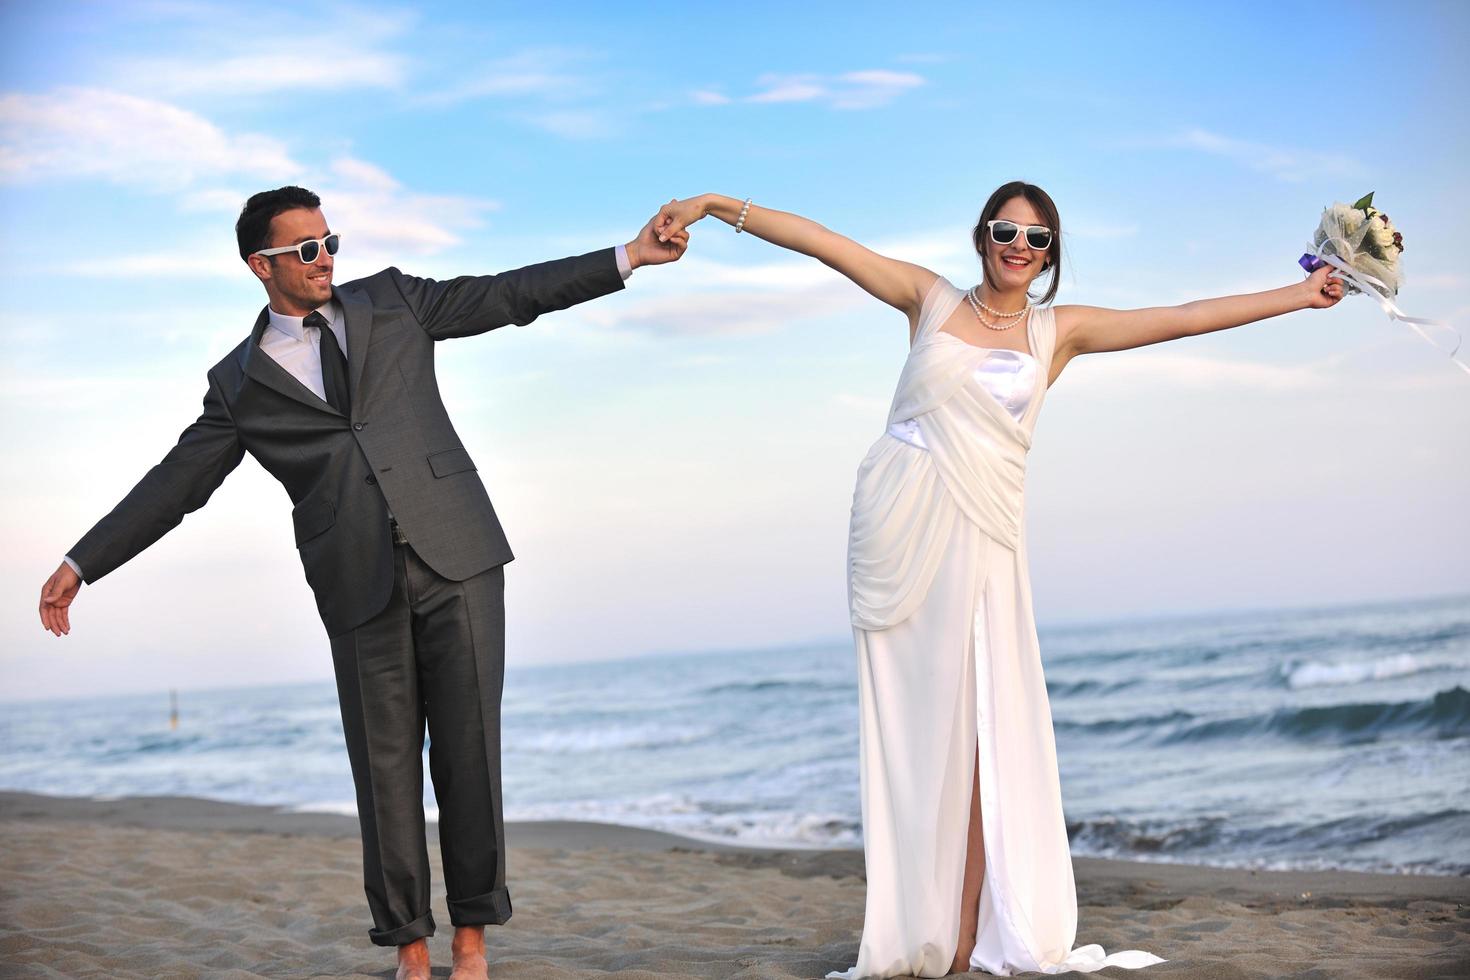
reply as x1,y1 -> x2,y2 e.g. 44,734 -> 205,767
1300,238 -> 1469,379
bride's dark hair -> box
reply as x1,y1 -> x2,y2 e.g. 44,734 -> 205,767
972,181 -> 1062,305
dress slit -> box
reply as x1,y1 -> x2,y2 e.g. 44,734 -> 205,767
969,583 -> 1044,972
957,733 -> 987,966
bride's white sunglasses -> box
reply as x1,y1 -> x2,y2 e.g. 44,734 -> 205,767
254,233 -> 341,264
986,220 -> 1052,251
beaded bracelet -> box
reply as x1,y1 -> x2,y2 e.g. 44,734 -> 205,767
734,198 -> 752,234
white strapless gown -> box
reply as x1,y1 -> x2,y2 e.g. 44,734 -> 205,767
829,279 -> 1163,978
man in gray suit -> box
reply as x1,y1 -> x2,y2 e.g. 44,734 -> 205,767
36,185 -> 688,980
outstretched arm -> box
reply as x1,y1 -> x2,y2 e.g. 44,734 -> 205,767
41,370 -> 245,636
393,212 -> 689,341
1053,265 -> 1345,377
655,194 -> 936,325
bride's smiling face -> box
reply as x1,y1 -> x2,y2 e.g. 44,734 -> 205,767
983,196 -> 1052,293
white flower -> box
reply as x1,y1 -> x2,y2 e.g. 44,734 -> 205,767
1365,211 -> 1398,259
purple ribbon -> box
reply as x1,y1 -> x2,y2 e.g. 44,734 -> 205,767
1298,253 -> 1325,273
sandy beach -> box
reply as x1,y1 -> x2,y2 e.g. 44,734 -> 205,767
0,790 -> 1465,979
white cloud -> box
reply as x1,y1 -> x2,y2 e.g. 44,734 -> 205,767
62,247 -> 241,280
526,110 -> 617,140
457,70 -> 578,99
593,282 -> 860,337
406,48 -> 636,140
576,253 -> 864,337
1058,342 -> 1462,395
830,70 -> 925,109
868,229 -> 975,271
1063,350 -> 1332,391
1166,127 -> 1365,183
58,153 -> 498,278
121,47 -> 407,97
840,70 -> 925,94
330,156 -> 400,193
671,253 -> 848,290
696,69 -> 926,110
748,77 -> 830,104
416,49 -> 588,106
0,306 -> 258,357
0,87 -> 298,188
105,3 -> 413,97
321,156 -> 498,260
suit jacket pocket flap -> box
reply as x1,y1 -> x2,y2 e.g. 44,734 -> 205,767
292,499 -> 336,546
428,447 -> 476,478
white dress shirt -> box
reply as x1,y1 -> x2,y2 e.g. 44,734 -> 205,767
262,300 -> 349,404
63,245 -> 634,579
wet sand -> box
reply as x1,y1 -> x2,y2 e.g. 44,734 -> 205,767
1,790 -> 1466,979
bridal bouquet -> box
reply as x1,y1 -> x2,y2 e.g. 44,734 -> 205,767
1299,192 -> 1404,298
1299,192 -> 1467,378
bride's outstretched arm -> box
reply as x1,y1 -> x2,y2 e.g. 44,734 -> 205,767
655,194 -> 936,321
1055,267 -> 1345,368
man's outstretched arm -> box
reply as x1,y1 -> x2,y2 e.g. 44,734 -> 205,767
40,370 -> 245,636
389,210 -> 690,340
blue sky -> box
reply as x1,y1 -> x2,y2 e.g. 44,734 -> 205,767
2,1 -> 1467,700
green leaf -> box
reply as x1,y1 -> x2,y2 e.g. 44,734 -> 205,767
1352,191 -> 1375,211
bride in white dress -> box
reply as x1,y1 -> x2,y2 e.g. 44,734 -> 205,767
653,184 -> 1344,977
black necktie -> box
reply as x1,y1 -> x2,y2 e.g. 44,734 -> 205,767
306,311 -> 350,414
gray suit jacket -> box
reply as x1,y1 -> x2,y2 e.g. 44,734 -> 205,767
69,248 -> 625,636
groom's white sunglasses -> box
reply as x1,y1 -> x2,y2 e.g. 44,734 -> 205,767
254,233 -> 341,264
986,220 -> 1052,251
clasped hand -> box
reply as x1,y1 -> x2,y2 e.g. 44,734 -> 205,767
626,202 -> 693,268
1303,265 -> 1346,310
654,197 -> 708,243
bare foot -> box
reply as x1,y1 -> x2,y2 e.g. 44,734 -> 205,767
396,938 -> 430,980
450,925 -> 489,980
949,939 -> 975,975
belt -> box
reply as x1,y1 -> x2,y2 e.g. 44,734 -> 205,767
389,519 -> 409,546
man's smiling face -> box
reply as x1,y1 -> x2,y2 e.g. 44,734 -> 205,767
251,207 -> 335,315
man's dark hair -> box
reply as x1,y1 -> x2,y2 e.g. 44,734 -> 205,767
236,186 -> 322,261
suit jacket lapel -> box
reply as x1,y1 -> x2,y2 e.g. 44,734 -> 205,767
241,306 -> 342,416
337,285 -> 374,404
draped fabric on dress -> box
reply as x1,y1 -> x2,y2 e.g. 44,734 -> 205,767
831,278 -> 1163,978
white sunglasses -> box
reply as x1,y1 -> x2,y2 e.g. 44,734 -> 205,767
254,233 -> 341,264
986,220 -> 1052,251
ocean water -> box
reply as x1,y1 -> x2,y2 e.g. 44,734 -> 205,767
2,594 -> 1466,876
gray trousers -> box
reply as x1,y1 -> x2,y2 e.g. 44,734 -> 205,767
329,540 -> 510,946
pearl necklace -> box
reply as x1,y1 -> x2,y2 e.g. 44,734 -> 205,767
966,287 -> 1029,331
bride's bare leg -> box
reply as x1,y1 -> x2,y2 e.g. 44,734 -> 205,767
950,754 -> 986,975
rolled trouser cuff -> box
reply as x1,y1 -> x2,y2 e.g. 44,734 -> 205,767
369,908 -> 436,947
447,886 -> 513,926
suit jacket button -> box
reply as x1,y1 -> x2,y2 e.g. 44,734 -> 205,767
365,475 -> 377,486
352,421 -> 365,431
